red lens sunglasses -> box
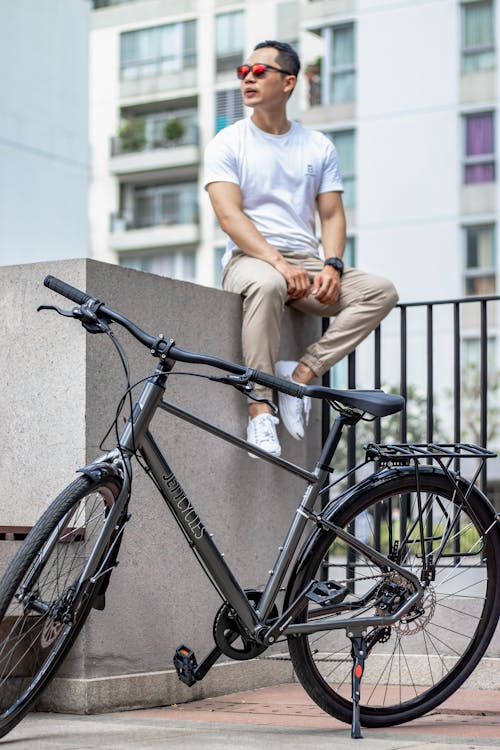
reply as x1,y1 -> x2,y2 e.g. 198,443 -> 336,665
236,63 -> 294,80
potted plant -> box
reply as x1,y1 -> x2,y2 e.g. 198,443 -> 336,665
164,118 -> 186,144
118,119 -> 146,153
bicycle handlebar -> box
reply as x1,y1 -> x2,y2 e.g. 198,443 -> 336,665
44,275 -> 94,306
43,275 -> 306,398
43,275 -> 405,415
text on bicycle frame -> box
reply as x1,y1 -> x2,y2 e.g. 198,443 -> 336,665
162,472 -> 204,540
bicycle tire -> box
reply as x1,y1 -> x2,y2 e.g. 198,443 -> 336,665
287,468 -> 500,727
0,473 -> 123,738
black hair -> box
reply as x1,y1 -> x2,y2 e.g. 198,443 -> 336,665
253,40 -> 301,77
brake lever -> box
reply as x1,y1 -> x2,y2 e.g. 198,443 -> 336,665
246,391 -> 278,416
210,372 -> 278,416
37,303 -> 111,334
37,304 -> 79,318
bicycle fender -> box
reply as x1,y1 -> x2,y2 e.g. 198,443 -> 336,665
284,464 -> 498,612
77,461 -> 123,483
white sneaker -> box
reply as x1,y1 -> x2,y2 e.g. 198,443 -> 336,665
247,413 -> 281,457
275,360 -> 311,441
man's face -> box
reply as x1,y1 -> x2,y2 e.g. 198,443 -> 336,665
240,47 -> 295,109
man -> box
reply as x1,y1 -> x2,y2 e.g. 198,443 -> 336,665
204,40 -> 398,456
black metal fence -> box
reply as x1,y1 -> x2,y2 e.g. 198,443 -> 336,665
323,294 -> 500,504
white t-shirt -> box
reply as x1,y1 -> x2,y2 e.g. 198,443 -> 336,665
203,118 -> 344,267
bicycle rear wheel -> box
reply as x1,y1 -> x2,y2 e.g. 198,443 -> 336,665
0,473 -> 123,738
288,468 -> 500,727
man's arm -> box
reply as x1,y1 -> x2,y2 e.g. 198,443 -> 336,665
311,191 -> 346,305
206,181 -> 310,299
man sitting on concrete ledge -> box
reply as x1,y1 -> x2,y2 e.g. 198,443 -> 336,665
204,40 -> 398,456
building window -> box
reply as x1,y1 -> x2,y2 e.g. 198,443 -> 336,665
321,23 -> 356,105
216,11 -> 244,73
326,130 -> 356,209
215,89 -> 244,132
464,112 -> 495,183
120,20 -> 197,80
463,336 -> 496,365
461,1 -> 495,74
120,250 -> 196,282
464,224 -> 496,295
132,183 -> 198,228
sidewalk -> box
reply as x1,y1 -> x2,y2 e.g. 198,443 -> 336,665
2,683 -> 499,750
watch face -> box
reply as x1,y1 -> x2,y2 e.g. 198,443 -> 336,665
326,258 -> 344,273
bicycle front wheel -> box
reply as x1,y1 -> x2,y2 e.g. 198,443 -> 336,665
288,468 -> 500,727
0,473 -> 123,738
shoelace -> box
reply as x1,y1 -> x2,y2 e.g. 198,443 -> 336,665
290,384 -> 311,426
253,414 -> 279,444
303,394 -> 311,425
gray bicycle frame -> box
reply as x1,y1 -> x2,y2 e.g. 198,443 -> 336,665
96,365 -> 423,643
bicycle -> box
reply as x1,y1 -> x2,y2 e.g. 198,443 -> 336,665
0,274 -> 499,741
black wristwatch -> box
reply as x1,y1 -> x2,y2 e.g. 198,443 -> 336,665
324,257 -> 344,276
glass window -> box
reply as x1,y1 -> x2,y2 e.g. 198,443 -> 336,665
463,336 -> 496,365
120,20 -> 197,80
462,1 -> 495,74
464,224 -> 496,295
321,24 -> 356,105
215,89 -> 244,132
464,112 -> 495,183
133,183 -> 198,228
120,250 -> 196,282
326,130 -> 356,209
216,11 -> 244,72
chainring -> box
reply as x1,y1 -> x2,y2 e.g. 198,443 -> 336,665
213,590 -> 278,661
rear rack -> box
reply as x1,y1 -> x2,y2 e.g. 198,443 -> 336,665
365,442 -> 496,466
364,442 -> 496,501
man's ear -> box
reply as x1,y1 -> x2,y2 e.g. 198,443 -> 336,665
284,75 -> 297,99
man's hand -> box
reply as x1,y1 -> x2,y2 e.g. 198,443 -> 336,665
274,257 -> 310,299
311,265 -> 341,305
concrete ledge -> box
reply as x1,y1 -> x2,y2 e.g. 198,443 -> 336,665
37,652 -> 499,715
38,658 -> 296,714
0,258 -> 321,713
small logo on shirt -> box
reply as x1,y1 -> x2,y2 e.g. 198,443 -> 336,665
305,164 -> 315,176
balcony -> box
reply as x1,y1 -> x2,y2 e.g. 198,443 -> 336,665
302,0 -> 356,24
110,185 -> 199,251
301,59 -> 356,126
110,115 -> 199,177
109,218 -> 199,253
120,68 -> 197,103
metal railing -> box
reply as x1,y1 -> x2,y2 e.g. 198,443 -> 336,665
322,294 -> 500,499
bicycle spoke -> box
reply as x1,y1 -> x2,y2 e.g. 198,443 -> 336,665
289,472 -> 500,726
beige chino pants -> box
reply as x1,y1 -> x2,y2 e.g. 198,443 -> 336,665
222,250 -> 399,400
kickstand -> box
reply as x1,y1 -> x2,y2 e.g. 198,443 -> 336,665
349,632 -> 367,739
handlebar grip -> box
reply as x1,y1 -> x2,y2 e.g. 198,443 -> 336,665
44,275 -> 93,306
249,369 -> 306,399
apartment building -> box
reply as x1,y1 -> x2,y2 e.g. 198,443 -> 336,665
89,0 -> 499,382
89,0 -> 299,288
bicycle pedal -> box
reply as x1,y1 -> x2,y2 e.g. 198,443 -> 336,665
173,645 -> 198,687
307,580 -> 350,607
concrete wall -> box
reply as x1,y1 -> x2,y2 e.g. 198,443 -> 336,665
0,258 -> 321,712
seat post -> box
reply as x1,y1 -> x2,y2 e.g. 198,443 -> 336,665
316,413 -> 352,471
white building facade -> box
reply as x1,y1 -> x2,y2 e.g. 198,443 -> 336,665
89,0 -> 499,388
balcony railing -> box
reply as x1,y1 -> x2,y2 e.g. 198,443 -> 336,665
111,117 -> 198,157
322,294 -> 500,501
110,208 -> 199,233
